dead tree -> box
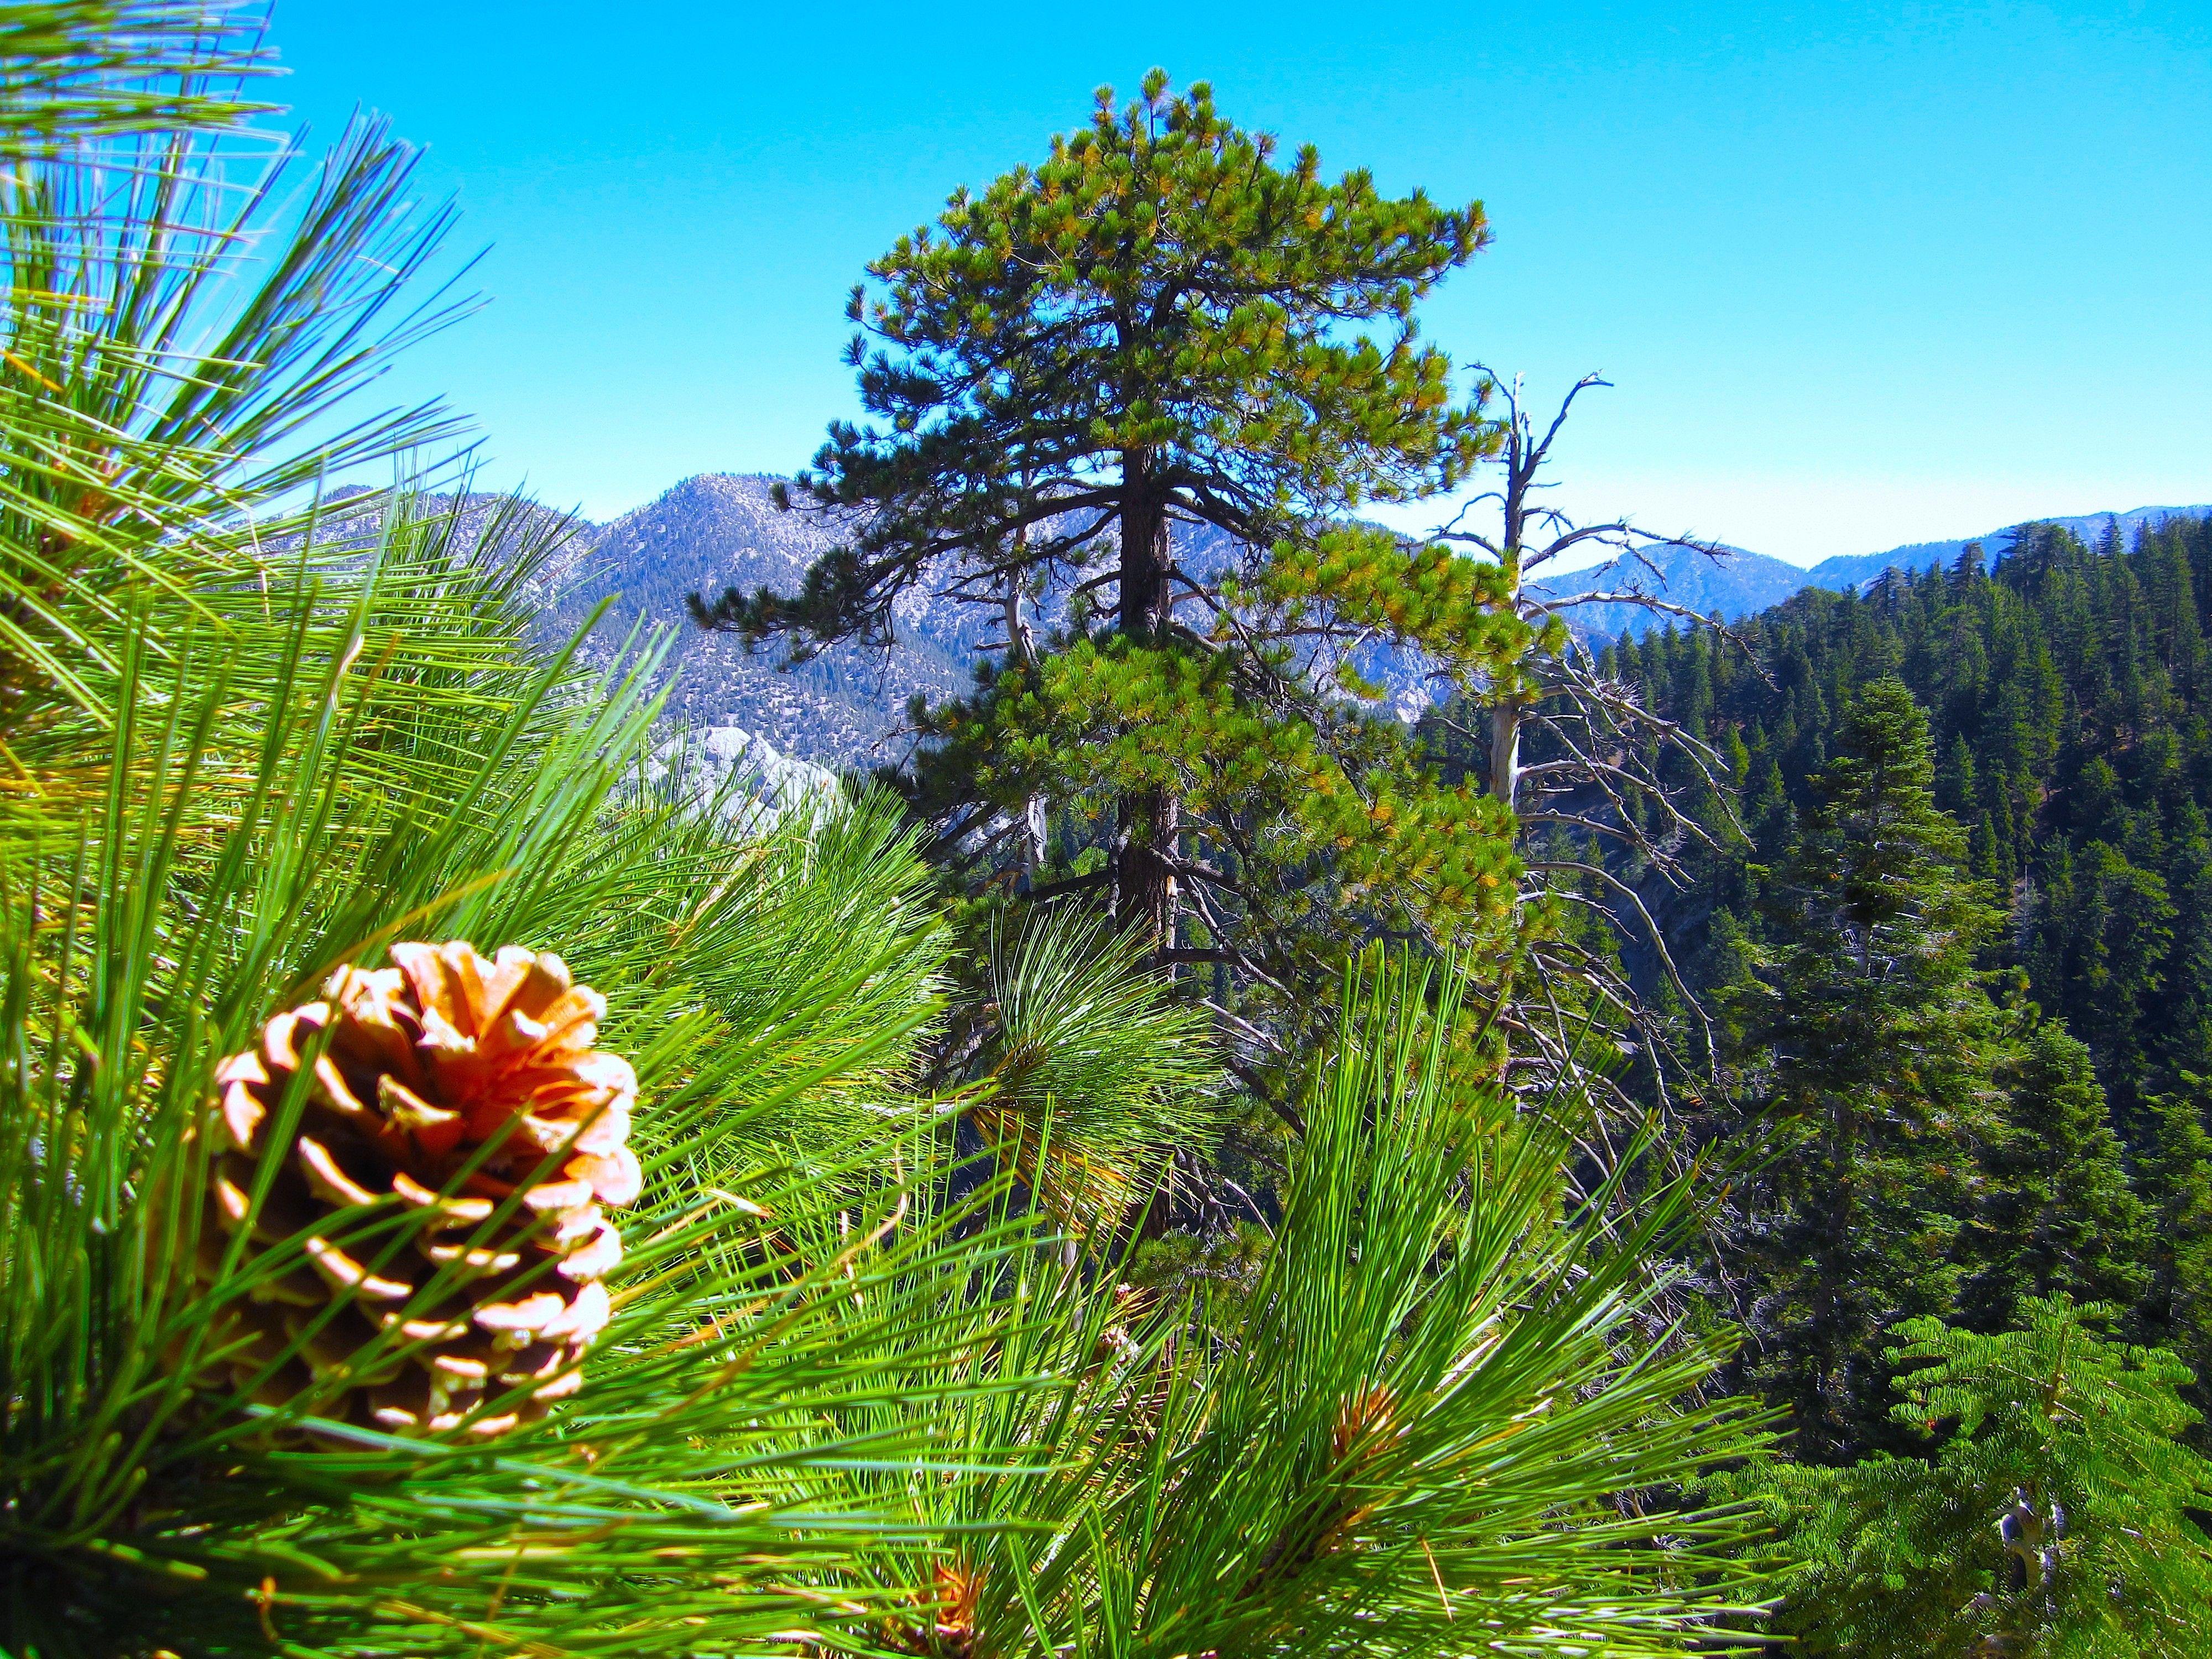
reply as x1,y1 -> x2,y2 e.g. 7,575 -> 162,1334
1427,371 -> 1767,1133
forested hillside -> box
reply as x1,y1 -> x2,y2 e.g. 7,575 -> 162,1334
1418,517 -> 2212,1647
1515,516 -> 2212,1477
1614,514 -> 2212,1115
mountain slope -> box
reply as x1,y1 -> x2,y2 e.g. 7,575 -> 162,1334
1535,504 -> 2212,641
511,473 -> 2212,763
533,473 -> 984,765
1530,542 -> 1811,641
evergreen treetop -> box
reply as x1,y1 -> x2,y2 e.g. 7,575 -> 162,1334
1776,675 -> 2001,989
703,69 -> 1496,657
1729,677 -> 2008,1462
1960,1022 -> 2150,1333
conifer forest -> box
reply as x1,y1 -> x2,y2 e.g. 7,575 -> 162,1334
2,7 -> 2206,1657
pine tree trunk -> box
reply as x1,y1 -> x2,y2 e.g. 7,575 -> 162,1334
1116,461 -> 1178,943
1004,571 -> 1047,883
1489,693 -> 1524,810
1805,1092 -> 1859,1462
1118,793 -> 1180,941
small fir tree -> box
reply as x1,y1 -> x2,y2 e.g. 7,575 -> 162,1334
1735,1298 -> 2212,1658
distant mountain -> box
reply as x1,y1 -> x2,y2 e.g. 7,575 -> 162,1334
1536,504 -> 2212,643
528,473 -> 1261,768
1527,542 -> 1811,643
1801,505 -> 2212,593
490,475 -> 2210,767
530,473 -> 985,767
301,474 -> 980,773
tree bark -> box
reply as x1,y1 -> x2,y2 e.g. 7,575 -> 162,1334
1115,456 -> 1180,943
1489,693 -> 1524,810
1004,569 -> 1047,883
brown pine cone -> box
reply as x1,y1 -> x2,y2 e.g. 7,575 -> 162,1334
193,941 -> 640,1439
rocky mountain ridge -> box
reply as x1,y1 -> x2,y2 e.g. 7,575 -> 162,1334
494,472 -> 2209,770
528,472 -> 979,766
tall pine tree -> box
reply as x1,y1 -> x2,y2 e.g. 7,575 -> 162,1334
2137,1076 -> 2212,1433
694,73 -> 1534,1096
1729,676 -> 2007,1462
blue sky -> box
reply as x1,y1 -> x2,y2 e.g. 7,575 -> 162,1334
271,1 -> 2209,565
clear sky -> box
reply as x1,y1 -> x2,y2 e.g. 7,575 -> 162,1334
269,0 -> 2209,566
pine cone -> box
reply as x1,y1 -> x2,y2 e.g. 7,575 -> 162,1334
194,941 -> 640,1439
886,1562 -> 985,1658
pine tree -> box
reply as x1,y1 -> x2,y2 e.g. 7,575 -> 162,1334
2136,1078 -> 2212,1431
0,17 -> 1788,1655
1960,1021 -> 2150,1331
691,72 -> 1531,1098
862,963 -> 1776,1659
1729,676 -> 2007,1462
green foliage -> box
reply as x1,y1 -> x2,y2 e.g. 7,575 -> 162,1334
1725,678 -> 2009,1460
1618,519 -> 2212,1455
0,71 -> 467,735
1057,961 -> 1774,1658
693,71 -> 1532,1109
709,69 -> 1495,653
1960,1023 -> 2150,1331
0,16 -> 1005,1648
1620,516 -> 2212,1119
0,19 -> 1796,1659
825,960 -> 1779,1658
1123,1215 -> 1272,1318
0,582 -> 1775,1653
1734,1297 -> 2212,1657
921,630 -> 1524,966
2135,1076 -> 2212,1428
958,907 -> 1223,1218
0,2 -> 273,145
0,503 -> 1047,1653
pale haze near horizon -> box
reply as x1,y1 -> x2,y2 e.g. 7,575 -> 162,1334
272,1 -> 2209,568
